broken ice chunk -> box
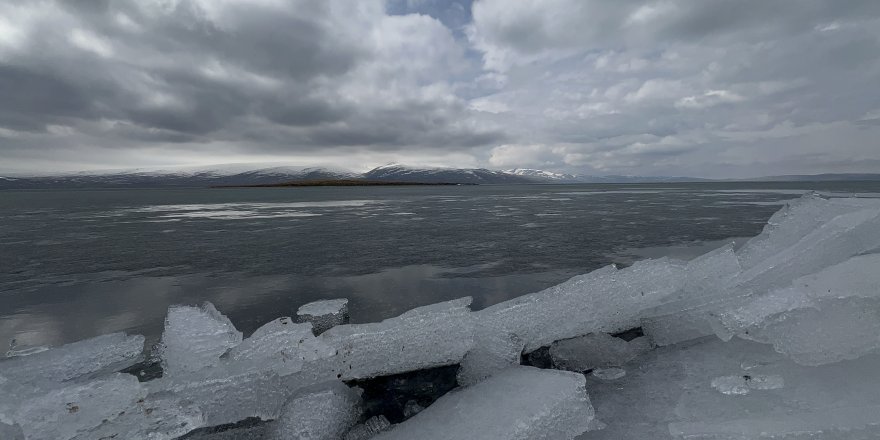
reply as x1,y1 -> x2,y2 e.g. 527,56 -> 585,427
735,208 -> 880,294
741,297 -> 880,366
549,333 -> 648,372
373,366 -> 596,440
641,312 -> 716,347
637,245 -> 742,347
737,193 -> 838,270
225,317 -> 335,375
479,259 -> 686,352
791,253 -> 880,301
736,194 -> 880,271
147,367 -> 299,426
680,243 -> 742,298
158,302 -> 242,377
0,332 -> 144,384
7,373 -> 146,440
712,286 -> 814,340
344,415 -> 392,440
456,325 -> 523,386
317,297 -> 475,380
70,394 -> 204,440
297,299 -> 350,335
711,253 -> 880,364
716,254 -> 880,339
267,381 -> 362,440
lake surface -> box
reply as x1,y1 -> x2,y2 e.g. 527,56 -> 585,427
3,181 -> 880,350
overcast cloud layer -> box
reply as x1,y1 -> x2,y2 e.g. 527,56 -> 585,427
1,0 -> 879,177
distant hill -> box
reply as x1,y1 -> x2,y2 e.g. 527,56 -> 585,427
363,164 -> 532,184
0,166 -> 358,189
746,173 -> 880,182
2,164 -> 878,189
505,168 -> 709,183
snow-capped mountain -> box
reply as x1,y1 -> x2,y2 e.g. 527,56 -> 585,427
503,168 -> 583,182
0,165 -> 359,189
363,164 -> 533,184
503,168 -> 709,183
0,163 -> 714,188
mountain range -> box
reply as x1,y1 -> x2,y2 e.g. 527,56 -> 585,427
0,164 -> 877,189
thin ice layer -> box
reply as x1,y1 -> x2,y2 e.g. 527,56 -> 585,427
159,302 -> 243,377
549,333 -> 649,372
225,317 -> 335,375
457,325 -> 524,386
374,366 -> 595,440
315,297 -> 475,380
478,259 -> 686,352
0,332 -> 144,384
268,381 -> 362,440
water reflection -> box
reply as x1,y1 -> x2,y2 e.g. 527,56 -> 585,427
0,264 -> 578,350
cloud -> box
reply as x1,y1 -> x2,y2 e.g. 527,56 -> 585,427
0,0 -> 879,177
0,0 -> 502,172
465,0 -> 880,177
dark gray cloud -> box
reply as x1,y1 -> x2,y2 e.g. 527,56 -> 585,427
0,0 -> 878,176
0,0 -> 502,172
471,0 -> 880,177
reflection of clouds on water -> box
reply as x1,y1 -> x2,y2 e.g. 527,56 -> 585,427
0,265 -> 575,350
557,190 -> 665,195
7,182 -> 880,349
716,200 -> 793,206
160,210 -> 321,220
608,236 -> 750,266
710,189 -> 810,195
114,200 -> 384,221
132,200 -> 382,212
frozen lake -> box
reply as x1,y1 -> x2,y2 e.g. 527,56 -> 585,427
2,181 -> 880,349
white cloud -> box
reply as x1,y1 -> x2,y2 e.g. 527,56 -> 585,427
2,0 -> 880,177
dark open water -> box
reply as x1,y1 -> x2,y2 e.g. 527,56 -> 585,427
2,182 -> 880,350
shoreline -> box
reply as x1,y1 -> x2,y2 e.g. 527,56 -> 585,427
211,180 -> 475,188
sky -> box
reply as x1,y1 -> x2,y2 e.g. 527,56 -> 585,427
0,0 -> 879,177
